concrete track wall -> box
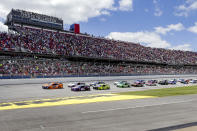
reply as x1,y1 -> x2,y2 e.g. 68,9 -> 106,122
1,74 -> 197,85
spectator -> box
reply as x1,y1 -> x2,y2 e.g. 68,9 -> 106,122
1,25 -> 197,66
1,56 -> 197,77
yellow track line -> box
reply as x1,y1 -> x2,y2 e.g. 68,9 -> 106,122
0,94 -> 156,111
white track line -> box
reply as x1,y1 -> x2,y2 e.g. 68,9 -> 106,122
82,99 -> 195,114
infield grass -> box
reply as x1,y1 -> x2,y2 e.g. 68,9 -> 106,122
115,86 -> 197,97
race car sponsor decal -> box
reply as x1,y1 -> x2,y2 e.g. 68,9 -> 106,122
0,94 -> 155,110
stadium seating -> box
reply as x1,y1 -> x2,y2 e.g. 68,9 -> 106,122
1,26 -> 197,78
1,26 -> 197,65
1,56 -> 197,78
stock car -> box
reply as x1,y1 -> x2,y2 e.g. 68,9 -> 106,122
146,80 -> 157,86
131,81 -> 144,87
114,81 -> 120,85
168,79 -> 177,84
71,85 -> 91,91
190,80 -> 197,83
179,79 -> 190,84
114,81 -> 127,85
158,80 -> 169,85
178,79 -> 185,82
42,82 -> 63,89
90,81 -> 105,87
116,81 -> 130,88
68,82 -> 85,88
152,80 -> 158,83
183,79 -> 190,84
136,80 -> 146,84
93,84 -> 110,90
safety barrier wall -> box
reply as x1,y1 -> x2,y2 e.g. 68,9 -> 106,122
0,73 -> 195,79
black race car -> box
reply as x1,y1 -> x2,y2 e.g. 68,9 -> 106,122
158,80 -> 169,85
71,85 -> 91,91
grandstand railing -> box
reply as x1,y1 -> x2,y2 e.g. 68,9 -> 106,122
0,50 -> 180,66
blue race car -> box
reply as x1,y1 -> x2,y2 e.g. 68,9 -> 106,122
168,79 -> 177,84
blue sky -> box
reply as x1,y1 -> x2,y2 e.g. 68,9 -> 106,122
0,0 -> 197,51
79,0 -> 197,51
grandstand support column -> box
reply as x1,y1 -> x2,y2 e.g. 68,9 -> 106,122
109,59 -> 110,76
119,62 -> 122,76
93,59 -> 95,77
99,61 -> 102,81
77,57 -> 79,77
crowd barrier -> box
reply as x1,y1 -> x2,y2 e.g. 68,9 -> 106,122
0,73 -> 192,79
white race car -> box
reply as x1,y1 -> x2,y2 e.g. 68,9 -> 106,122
114,81 -> 120,85
68,82 -> 85,88
189,80 -> 197,83
114,81 -> 127,85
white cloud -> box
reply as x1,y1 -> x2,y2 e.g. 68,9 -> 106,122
106,22 -> 193,51
106,31 -> 192,51
154,7 -> 163,16
106,31 -> 171,48
171,44 -> 192,51
175,0 -> 197,17
188,22 -> 197,33
119,0 -> 133,11
154,7 -> 162,16
0,0 -> 133,25
0,21 -> 8,32
155,23 -> 185,35
100,18 -> 106,22
153,0 -> 163,16
0,5 -> 9,19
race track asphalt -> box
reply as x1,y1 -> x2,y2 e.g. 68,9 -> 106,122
1,74 -> 197,102
1,94 -> 197,131
1,75 -> 197,131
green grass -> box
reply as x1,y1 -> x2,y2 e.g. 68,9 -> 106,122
115,86 -> 197,97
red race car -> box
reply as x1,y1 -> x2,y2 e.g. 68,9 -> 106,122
146,80 -> 157,86
132,81 -> 144,87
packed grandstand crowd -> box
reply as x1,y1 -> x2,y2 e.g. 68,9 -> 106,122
1,56 -> 197,77
1,25 -> 197,77
1,26 -> 197,65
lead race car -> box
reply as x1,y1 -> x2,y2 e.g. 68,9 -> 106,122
42,82 -> 63,89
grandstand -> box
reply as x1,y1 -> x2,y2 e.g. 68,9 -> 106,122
5,9 -> 63,30
1,9 -> 197,79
